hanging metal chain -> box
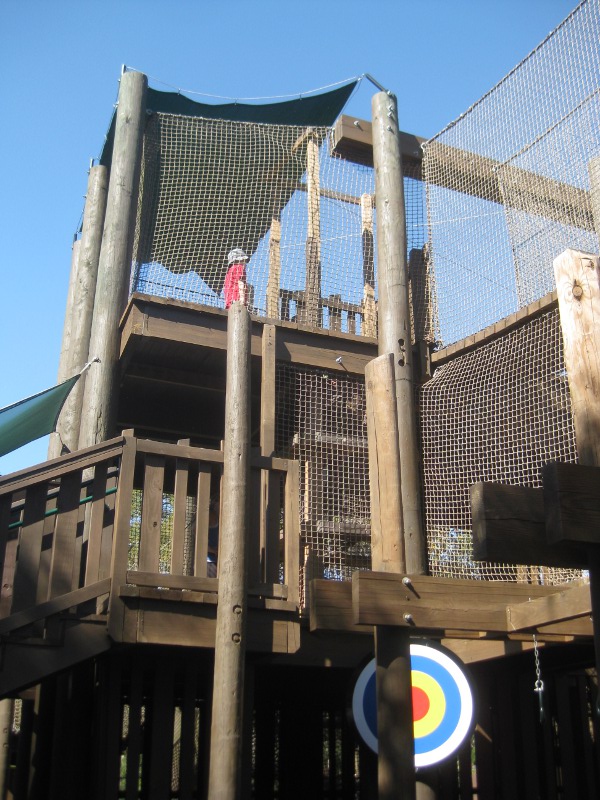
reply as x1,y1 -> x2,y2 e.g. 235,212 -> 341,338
533,634 -> 545,724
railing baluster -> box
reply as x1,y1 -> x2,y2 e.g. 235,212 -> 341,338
171,440 -> 190,576
194,465 -> 211,578
0,496 -> 14,618
84,462 -> 109,585
12,484 -> 48,614
249,463 -> 262,590
285,461 -> 301,607
48,471 -> 82,599
139,454 -> 165,574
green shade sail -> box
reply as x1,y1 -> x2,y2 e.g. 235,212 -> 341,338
0,375 -> 80,458
100,80 -> 358,167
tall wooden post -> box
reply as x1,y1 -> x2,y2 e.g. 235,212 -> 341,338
208,303 -> 251,800
49,165 -> 109,458
266,215 -> 281,320
78,70 -> 147,448
554,248 -> 600,688
361,193 -> 377,337
370,89 -> 425,800
372,92 -> 425,575
304,134 -> 322,328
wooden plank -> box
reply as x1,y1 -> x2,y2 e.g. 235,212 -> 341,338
332,115 -> 424,168
284,460 -> 300,607
544,461 -> 600,546
365,354 -> 405,572
48,472 -> 82,598
148,660 -> 175,800
0,436 -> 125,496
107,435 -> 137,641
309,578 -> 369,633
352,572 -> 555,631
11,484 -> 47,613
470,482 -> 587,568
0,578 -> 111,635
124,664 -> 144,800
506,581 -> 591,632
249,467 -> 262,589
171,440 -> 190,575
194,466 -> 212,578
260,325 -> 280,586
84,462 -> 109,585
139,454 -> 165,574
0,496 -> 13,617
303,135 -> 322,328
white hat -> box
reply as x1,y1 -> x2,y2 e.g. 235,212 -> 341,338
228,248 -> 248,265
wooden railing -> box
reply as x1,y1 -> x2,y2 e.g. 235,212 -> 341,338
279,288 -> 373,335
0,435 -> 300,640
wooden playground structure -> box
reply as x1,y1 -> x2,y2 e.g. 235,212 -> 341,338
1,19 -> 600,796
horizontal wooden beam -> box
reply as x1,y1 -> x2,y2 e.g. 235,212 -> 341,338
470,482 -> 588,568
332,115 -> 424,168
506,581 -> 591,631
0,579 -> 111,636
351,572 -> 555,632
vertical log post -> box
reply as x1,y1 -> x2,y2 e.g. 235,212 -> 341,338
554,248 -> 600,698
304,133 -> 322,328
49,165 -> 109,459
266,214 -> 282,320
78,70 -> 147,449
361,193 -> 377,337
208,302 -> 251,800
369,89 -> 426,800
373,91 -> 425,575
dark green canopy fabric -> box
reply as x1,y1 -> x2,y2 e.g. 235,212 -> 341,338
100,80 -> 358,167
0,375 -> 80,458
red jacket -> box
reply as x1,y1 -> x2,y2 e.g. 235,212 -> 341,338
223,263 -> 247,308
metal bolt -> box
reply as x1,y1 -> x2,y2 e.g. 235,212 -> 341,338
402,576 -> 412,587
403,613 -> 413,624
336,356 -> 343,364
572,283 -> 583,299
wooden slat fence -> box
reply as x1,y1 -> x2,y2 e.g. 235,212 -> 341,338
0,435 -> 300,640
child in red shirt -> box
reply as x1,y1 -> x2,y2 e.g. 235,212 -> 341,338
223,248 -> 248,308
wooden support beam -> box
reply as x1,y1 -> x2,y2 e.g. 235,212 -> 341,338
208,303 -> 251,800
304,135 -> 322,328
332,115 -> 424,168
79,70 -> 147,448
373,91 -> 425,576
506,582 -> 591,632
470,481 -> 587,568
365,354 -> 405,572
50,165 -> 109,459
352,572 -> 557,632
266,215 -> 281,320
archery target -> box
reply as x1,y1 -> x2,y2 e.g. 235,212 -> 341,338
351,642 -> 474,767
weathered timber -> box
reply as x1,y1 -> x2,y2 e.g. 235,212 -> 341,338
470,482 -> 588,568
376,626 -> 415,800
352,572 -> 557,631
50,165 -> 109,458
372,91 -> 418,800
506,582 -> 591,632
373,91 -> 425,575
332,115 -> 424,168
365,354 -> 405,572
79,70 -> 147,448
590,155 -> 600,248
544,462 -> 600,546
361,193 -> 377,337
121,294 -> 377,376
266,215 -> 281,319
261,325 -> 280,585
208,303 -> 251,800
555,250 -> 600,466
304,135 -> 322,328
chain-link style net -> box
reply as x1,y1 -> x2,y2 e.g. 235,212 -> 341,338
420,308 -> 581,584
423,0 -> 600,347
131,113 -> 431,339
275,364 -> 370,601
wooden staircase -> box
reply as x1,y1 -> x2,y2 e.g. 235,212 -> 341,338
0,435 -> 300,696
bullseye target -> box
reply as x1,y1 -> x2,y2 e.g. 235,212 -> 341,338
351,641 -> 474,767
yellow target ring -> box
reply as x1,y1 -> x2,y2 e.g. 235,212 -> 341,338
412,670 -> 446,738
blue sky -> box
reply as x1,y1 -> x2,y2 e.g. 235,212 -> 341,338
0,0 -> 576,475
